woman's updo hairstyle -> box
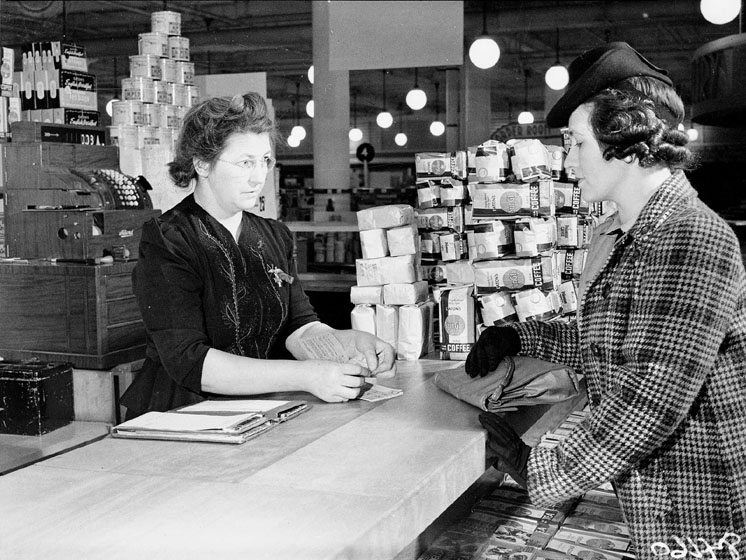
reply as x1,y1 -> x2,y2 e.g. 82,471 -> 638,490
586,76 -> 698,171
169,92 -> 278,188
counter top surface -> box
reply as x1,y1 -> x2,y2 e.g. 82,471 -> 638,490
0,359 -> 486,560
0,358 -> 583,560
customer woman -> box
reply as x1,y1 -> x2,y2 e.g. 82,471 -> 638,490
467,43 -> 746,556
121,92 -> 395,418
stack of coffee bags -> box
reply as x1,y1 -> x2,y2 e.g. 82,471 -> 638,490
109,9 -> 200,177
469,138 -> 564,332
414,151 -> 474,360
351,204 -> 434,360
554,176 -> 592,317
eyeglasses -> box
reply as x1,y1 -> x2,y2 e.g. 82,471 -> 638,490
217,155 -> 276,172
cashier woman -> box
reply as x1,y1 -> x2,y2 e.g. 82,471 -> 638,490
121,92 -> 395,419
467,43 -> 746,556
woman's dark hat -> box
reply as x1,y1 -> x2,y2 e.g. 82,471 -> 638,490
546,41 -> 672,128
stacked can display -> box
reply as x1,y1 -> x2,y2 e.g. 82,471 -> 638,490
349,204 -> 435,361
415,136 -> 600,361
109,10 -> 200,154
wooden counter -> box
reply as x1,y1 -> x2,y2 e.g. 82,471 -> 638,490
0,359 -> 584,560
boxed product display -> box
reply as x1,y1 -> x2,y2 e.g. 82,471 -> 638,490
351,203 -> 432,360
0,361 -> 74,435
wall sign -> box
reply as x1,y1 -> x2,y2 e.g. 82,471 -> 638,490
356,143 -> 375,163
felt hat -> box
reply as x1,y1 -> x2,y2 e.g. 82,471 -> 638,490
546,41 -> 672,128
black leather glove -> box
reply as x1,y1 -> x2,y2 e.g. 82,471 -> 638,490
479,412 -> 530,489
465,326 -> 521,378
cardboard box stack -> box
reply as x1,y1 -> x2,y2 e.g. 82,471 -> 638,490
415,135 -> 603,362
108,10 -> 200,170
14,41 -> 98,126
351,204 -> 435,360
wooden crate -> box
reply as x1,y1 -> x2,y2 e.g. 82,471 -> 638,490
0,260 -> 146,369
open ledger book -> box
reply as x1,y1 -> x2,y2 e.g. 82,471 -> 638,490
111,399 -> 309,444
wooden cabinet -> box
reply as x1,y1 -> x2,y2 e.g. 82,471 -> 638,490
0,261 -> 146,369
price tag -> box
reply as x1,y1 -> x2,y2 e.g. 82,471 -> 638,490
356,142 -> 375,163
39,125 -> 105,145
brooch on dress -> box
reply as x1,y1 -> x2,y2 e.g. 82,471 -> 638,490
267,265 -> 294,287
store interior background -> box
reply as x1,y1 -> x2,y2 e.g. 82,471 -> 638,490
2,0 -> 745,326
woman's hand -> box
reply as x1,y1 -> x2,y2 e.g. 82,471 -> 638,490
301,360 -> 370,402
465,326 -> 521,378
333,329 -> 397,378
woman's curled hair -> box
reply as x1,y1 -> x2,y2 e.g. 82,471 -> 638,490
587,77 -> 698,171
169,92 -> 278,188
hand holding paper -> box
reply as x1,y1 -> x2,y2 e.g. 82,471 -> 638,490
299,333 -> 401,401
299,331 -> 396,378
330,329 -> 397,377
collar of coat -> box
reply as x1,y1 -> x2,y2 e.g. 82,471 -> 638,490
595,170 -> 695,246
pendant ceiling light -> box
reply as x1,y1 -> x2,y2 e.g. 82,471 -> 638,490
287,100 -> 301,147
517,70 -> 534,125
394,105 -> 408,146
376,70 -> 393,128
349,92 -> 363,142
468,3 -> 500,69
405,68 -> 427,111
290,83 -> 306,141
700,0 -> 741,24
429,82 -> 445,136
105,57 -> 120,116
544,29 -> 569,91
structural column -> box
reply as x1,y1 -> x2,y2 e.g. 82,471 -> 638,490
461,58 -> 492,147
312,1 -> 351,214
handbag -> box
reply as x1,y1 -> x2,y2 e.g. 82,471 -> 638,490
432,356 -> 584,412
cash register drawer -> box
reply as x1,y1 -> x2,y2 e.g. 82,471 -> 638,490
0,260 -> 146,369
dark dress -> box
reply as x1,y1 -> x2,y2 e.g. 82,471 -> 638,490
121,195 -> 318,416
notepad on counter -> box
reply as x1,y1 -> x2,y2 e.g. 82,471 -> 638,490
111,399 -> 309,444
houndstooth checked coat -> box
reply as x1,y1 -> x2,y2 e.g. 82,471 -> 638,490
513,172 -> 746,557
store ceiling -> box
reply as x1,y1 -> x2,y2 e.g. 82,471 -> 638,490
0,0 -> 740,132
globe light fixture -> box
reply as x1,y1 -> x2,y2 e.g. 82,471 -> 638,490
307,65 -> 314,84
405,68 -> 427,110
544,30 -> 568,91
376,111 -> 393,128
687,128 -> 700,142
700,0 -> 741,24
287,134 -> 301,148
468,4 -> 500,69
377,70 -> 393,129
349,91 -> 363,142
105,97 -> 120,117
291,83 -> 306,140
430,81 -> 445,136
291,124 -> 307,140
469,37 -> 501,69
306,99 -> 314,118
394,106 -> 408,146
517,69 -> 534,124
545,64 -> 569,90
